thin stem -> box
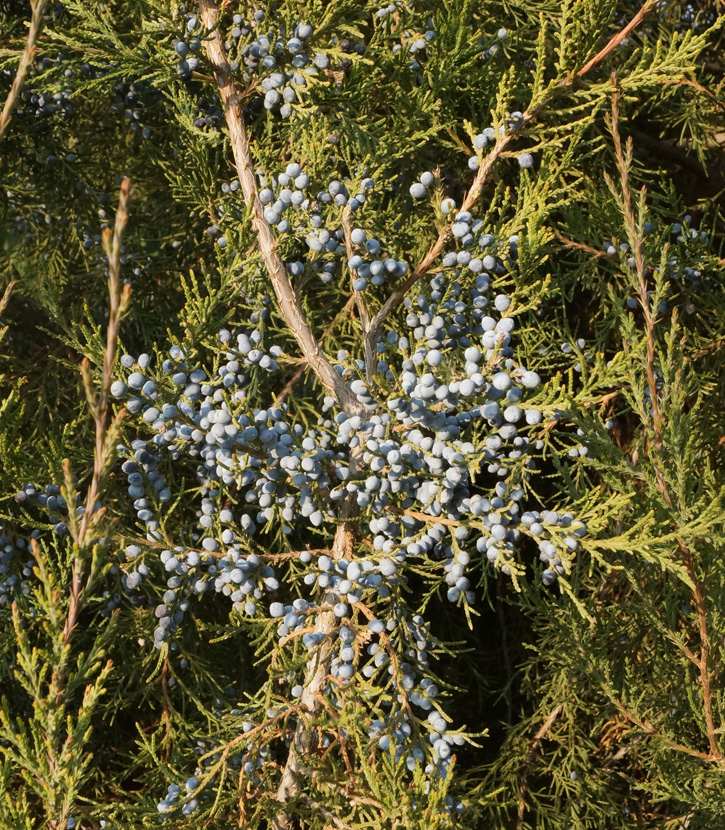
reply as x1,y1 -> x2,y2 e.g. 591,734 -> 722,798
609,696 -> 720,765
555,232 -> 610,258
341,205 -> 371,334
64,178 -> 131,646
517,704 -> 564,829
576,0 -> 656,78
364,123 -> 521,380
0,0 -> 48,143
387,505 -> 464,527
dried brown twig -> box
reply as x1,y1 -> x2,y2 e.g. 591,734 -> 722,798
555,232 -> 611,258
517,704 -> 564,829
0,0 -> 48,144
609,696 -> 716,763
63,178 -> 133,644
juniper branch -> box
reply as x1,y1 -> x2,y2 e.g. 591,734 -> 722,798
199,0 -> 362,416
65,178 -> 132,645
363,0 -> 656,384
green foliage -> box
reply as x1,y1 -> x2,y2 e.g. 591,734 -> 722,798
0,0 -> 724,828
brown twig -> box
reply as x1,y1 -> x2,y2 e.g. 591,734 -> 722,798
275,295 -> 356,405
63,178 -> 132,645
609,696 -> 719,764
198,0 -> 361,417
387,505 -> 464,527
355,600 -> 415,722
0,0 -> 48,144
576,0 -> 656,78
555,232 -> 610,258
363,123 -> 522,382
695,336 -> 725,358
274,362 -> 308,406
341,206 -> 371,333
517,704 -> 564,829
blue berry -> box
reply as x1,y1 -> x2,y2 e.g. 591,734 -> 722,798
518,152 -> 534,169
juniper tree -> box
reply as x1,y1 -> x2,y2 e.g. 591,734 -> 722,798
0,1 -> 724,829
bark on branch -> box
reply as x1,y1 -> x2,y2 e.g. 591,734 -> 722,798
197,14 -> 369,823
271,444 -> 364,830
199,0 -> 361,416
